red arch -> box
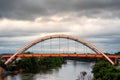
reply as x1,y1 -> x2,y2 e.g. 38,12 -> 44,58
5,34 -> 115,65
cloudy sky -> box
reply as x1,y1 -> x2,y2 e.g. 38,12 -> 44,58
0,0 -> 120,54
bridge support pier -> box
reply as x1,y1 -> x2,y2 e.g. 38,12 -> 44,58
114,58 -> 120,66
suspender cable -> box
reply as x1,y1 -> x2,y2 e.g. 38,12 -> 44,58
67,37 -> 69,54
50,38 -> 52,53
59,37 -> 60,54
75,41 -> 77,54
43,41 -> 45,53
40,42 -> 42,53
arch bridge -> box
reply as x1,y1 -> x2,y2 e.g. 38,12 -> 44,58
4,34 -> 115,65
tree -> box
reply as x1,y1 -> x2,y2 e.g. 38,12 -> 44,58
15,57 -> 40,73
92,61 -> 120,80
115,52 -> 120,55
15,57 -> 63,73
77,71 -> 88,80
23,51 -> 33,54
81,71 -> 87,80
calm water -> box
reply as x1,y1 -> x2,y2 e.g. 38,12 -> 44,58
3,60 -> 94,80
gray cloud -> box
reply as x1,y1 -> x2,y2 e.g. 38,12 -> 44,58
1,34 -> 120,53
0,0 -> 120,20
0,0 -> 120,53
0,27 -> 69,37
0,20 -> 70,37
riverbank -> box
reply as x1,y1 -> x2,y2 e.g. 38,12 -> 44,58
1,57 -> 64,74
1,60 -> 94,80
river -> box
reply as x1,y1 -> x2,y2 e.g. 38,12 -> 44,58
3,60 -> 94,80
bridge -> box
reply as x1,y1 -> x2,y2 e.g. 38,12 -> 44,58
2,53 -> 120,59
4,34 -> 117,65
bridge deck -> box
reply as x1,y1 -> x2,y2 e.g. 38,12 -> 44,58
2,54 -> 120,59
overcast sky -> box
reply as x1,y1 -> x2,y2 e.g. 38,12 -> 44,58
0,0 -> 120,54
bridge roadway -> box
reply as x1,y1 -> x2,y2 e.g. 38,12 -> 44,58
2,53 -> 120,59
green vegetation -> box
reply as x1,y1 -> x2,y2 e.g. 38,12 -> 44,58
92,61 -> 120,80
0,52 -> 63,73
9,52 -> 63,73
81,71 -> 87,77
114,52 -> 120,55
81,71 -> 87,80
64,57 -> 100,62
15,57 -> 63,73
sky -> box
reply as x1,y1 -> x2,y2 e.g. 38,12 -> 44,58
0,0 -> 120,54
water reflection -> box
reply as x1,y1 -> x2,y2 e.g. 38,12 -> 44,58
2,60 -> 94,80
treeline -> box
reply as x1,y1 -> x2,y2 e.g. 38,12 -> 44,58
92,61 -> 120,80
63,57 -> 100,62
78,61 -> 120,80
114,52 -> 120,55
14,57 -> 63,73
0,57 -> 63,73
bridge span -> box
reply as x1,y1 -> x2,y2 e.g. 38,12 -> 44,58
4,34 -> 115,65
2,53 -> 120,59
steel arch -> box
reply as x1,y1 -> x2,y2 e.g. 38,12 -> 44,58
5,34 -> 115,65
